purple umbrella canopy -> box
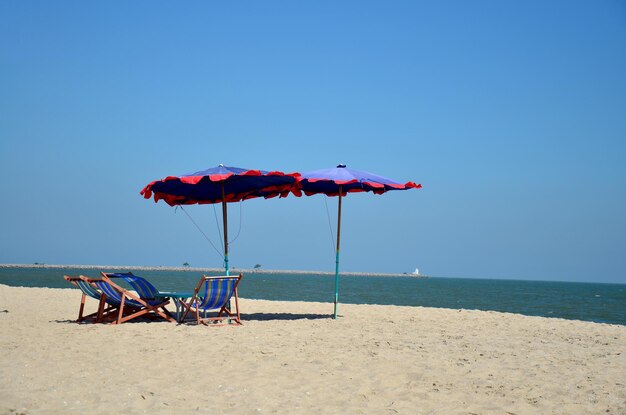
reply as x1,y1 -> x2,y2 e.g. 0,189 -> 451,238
297,164 -> 421,196
295,164 -> 421,318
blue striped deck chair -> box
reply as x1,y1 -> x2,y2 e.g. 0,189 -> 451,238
180,274 -> 243,326
92,272 -> 175,324
63,275 -> 116,323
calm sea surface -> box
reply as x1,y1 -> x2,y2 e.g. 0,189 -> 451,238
1,267 -> 624,325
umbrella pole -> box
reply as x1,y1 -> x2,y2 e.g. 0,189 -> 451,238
333,186 -> 342,319
221,183 -> 232,317
221,183 -> 229,276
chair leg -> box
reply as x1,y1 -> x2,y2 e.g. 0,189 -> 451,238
118,308 -> 150,324
97,295 -> 106,323
161,306 -> 173,318
78,293 -> 87,322
233,288 -> 241,324
109,301 -> 175,324
117,295 -> 126,325
215,289 -> 242,325
179,299 -> 194,323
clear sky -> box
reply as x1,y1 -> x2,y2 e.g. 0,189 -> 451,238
1,1 -> 625,283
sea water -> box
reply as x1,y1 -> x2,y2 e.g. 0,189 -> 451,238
0,266 -> 624,326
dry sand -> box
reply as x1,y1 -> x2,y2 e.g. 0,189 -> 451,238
0,284 -> 624,414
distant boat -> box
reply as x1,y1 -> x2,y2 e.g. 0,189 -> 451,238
412,268 -> 420,276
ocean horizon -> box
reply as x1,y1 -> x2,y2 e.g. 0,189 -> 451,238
0,264 -> 624,326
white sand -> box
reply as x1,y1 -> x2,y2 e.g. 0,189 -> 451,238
0,284 -> 624,414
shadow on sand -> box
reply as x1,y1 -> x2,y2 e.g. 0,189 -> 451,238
241,312 -> 333,321
54,313 -> 335,324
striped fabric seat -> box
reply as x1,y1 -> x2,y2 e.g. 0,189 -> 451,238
102,272 -> 164,300
196,277 -> 237,310
93,280 -> 161,308
75,278 -> 102,301
106,272 -> 160,299
181,274 -> 243,326
93,272 -> 175,324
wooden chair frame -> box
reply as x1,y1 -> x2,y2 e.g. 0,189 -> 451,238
180,274 -> 243,326
63,275 -> 117,323
92,273 -> 175,324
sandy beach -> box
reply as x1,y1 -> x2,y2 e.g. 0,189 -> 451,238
0,284 -> 624,414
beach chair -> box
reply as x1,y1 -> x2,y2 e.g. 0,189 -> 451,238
63,275 -> 115,323
91,272 -> 175,324
180,274 -> 243,326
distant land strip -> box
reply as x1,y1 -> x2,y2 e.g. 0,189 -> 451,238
0,263 -> 428,278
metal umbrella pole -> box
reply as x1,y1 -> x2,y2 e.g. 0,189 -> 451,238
333,185 -> 343,319
221,182 -> 229,276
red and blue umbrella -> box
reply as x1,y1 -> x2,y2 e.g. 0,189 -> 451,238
141,164 -> 299,275
296,164 -> 421,318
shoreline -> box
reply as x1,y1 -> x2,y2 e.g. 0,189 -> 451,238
0,263 -> 429,278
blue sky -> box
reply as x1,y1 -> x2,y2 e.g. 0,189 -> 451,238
1,1 -> 625,283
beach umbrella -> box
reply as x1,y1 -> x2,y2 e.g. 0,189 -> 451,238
141,164 -> 299,275
296,164 -> 421,318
